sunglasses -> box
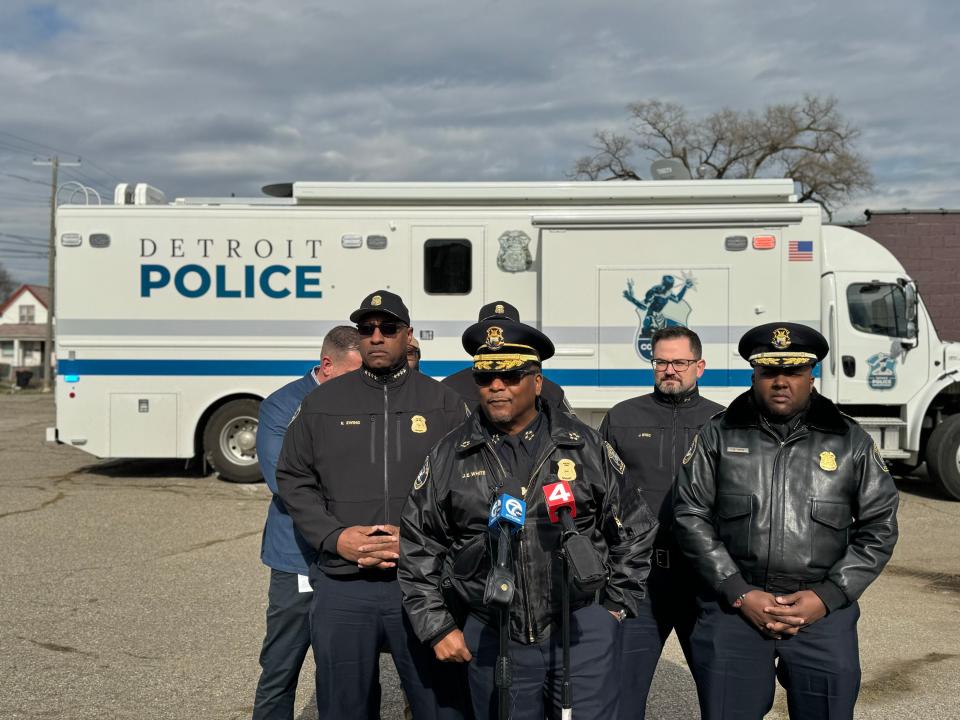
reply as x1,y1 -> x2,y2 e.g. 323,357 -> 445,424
473,369 -> 537,387
357,321 -> 405,337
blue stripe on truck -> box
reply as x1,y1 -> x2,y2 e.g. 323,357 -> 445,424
56,359 -> 769,386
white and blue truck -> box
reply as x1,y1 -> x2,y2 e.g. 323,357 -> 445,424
47,178 -> 960,498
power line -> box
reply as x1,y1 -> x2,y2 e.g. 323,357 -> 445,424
0,131 -> 123,184
0,233 -> 47,245
0,172 -> 48,187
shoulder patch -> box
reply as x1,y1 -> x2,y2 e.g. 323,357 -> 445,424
413,457 -> 430,490
682,433 -> 700,465
604,442 -> 626,475
873,443 -> 889,473
287,403 -> 302,427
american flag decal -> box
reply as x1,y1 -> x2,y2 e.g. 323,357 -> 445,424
788,240 -> 813,261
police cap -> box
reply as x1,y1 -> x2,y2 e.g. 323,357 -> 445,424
738,322 -> 829,367
462,319 -> 555,373
477,300 -> 520,323
350,290 -> 411,326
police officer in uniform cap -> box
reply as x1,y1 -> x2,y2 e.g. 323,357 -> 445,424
673,322 -> 899,720
400,316 -> 657,720
441,300 -> 568,412
277,290 -> 469,720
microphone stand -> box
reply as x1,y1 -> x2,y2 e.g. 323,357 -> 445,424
494,524 -> 513,720
559,509 -> 577,720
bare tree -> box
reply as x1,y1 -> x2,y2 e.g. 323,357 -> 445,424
573,95 -> 873,219
0,262 -> 15,303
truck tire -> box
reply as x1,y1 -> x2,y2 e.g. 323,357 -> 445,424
926,414 -> 960,501
203,399 -> 262,483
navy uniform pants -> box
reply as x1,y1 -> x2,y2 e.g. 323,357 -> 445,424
618,551 -> 698,720
690,598 -> 861,720
252,569 -> 313,720
463,604 -> 621,720
310,571 -> 468,720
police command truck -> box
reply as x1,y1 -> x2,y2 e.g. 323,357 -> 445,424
47,179 -> 960,499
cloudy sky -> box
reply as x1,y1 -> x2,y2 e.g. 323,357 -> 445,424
1,0 -> 957,285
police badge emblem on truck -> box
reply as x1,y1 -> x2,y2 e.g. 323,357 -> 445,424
496,230 -> 533,273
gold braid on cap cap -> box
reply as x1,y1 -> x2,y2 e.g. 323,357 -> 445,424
750,351 -> 818,366
473,342 -> 540,372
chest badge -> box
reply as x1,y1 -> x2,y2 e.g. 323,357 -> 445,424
556,459 -> 577,482
411,415 -> 427,434
819,451 -> 838,471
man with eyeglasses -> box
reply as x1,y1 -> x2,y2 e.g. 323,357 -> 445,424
599,326 -> 723,719
276,290 -> 470,720
400,316 -> 657,720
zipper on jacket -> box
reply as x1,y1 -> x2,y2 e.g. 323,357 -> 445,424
670,404 -> 679,478
485,440 -> 541,644
519,444 -> 555,644
383,385 -> 390,524
395,414 -> 402,462
759,419 -> 808,578
369,414 -> 377,463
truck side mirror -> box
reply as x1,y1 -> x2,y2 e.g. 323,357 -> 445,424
899,278 -> 919,347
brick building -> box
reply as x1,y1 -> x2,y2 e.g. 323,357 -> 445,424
852,210 -> 960,342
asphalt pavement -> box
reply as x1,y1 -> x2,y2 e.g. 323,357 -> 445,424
1,393 -> 958,719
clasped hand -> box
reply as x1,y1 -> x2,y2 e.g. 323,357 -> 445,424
336,525 -> 400,569
738,589 -> 827,639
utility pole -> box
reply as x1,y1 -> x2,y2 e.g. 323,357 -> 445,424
33,156 -> 81,393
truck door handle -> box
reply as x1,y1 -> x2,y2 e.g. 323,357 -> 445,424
842,355 -> 856,377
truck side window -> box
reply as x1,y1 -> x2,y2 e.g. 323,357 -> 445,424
846,283 -> 909,338
424,239 -> 471,294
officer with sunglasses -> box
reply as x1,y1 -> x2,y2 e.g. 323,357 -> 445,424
441,301 -> 568,412
400,317 -> 657,720
276,290 -> 470,720
599,326 -> 723,719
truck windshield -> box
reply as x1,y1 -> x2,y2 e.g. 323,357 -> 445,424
846,283 -> 910,338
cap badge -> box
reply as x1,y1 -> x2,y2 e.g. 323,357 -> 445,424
486,325 -> 505,349
371,295 -> 382,307
557,459 -> 577,482
411,415 -> 427,434
495,303 -> 505,314
771,327 -> 792,350
819,451 -> 837,471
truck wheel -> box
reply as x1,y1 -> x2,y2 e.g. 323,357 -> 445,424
926,414 -> 960,501
203,399 -> 262,483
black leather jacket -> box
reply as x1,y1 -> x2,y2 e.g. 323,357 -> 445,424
673,390 -> 899,612
399,404 -> 657,646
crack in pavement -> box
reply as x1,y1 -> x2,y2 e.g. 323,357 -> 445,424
0,491 -> 65,520
884,565 -> 960,594
861,651 -> 959,702
157,529 -> 263,559
15,634 -> 98,658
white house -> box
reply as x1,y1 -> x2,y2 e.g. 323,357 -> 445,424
0,284 -> 51,381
